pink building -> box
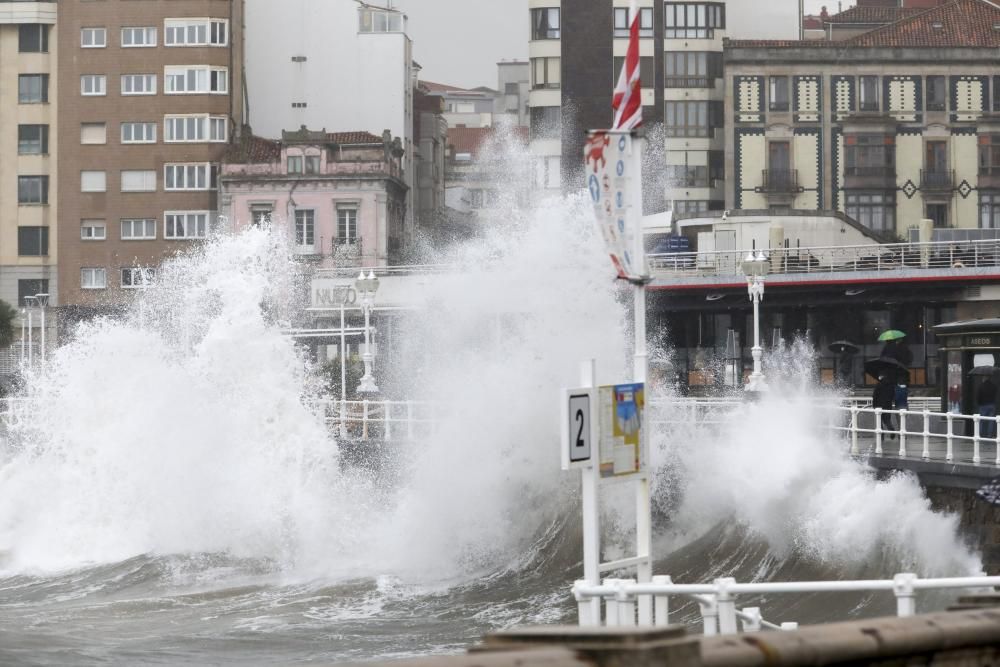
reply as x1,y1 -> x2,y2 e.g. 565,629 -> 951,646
220,127 -> 408,268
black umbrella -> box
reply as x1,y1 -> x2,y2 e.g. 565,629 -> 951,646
828,340 -> 860,355
864,357 -> 909,382
969,366 -> 1000,377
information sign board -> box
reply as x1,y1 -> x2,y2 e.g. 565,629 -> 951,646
598,383 -> 646,479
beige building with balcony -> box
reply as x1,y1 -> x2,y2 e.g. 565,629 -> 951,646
725,0 -> 1000,240
0,1 -> 58,365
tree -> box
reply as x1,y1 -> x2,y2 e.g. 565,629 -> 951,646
0,300 -> 18,348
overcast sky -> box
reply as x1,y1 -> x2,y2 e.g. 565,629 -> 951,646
394,0 -> 856,90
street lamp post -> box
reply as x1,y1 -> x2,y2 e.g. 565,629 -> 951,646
24,296 -> 36,368
741,251 -> 769,392
354,271 -> 380,394
35,293 -> 48,366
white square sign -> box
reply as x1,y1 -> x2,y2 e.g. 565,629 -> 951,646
562,388 -> 597,470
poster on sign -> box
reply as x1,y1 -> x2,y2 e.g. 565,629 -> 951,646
597,382 -> 646,479
584,130 -> 646,283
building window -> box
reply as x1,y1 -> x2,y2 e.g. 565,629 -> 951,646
18,74 -> 48,104
121,170 -> 157,192
121,74 -> 157,95
295,209 -> 315,248
17,226 -> 49,256
121,218 -> 157,240
845,192 -> 895,233
81,75 -> 107,96
979,135 -> 1000,175
530,8 -> 560,40
81,27 -> 106,48
164,19 -> 228,46
845,134 -> 895,176
164,163 -> 217,191
665,3 -> 725,39
980,194 -> 1000,229
287,155 -> 303,174
164,66 -> 228,94
672,200 -> 713,214
121,268 -> 155,289
121,122 -> 157,144
337,206 -> 358,243
667,165 -> 711,188
18,176 -> 48,204
665,52 -> 720,88
18,125 -> 48,155
769,77 -> 790,112
613,57 -> 654,88
121,26 -> 157,47
358,8 -> 405,32
81,268 -> 107,290
164,115 -> 228,142
18,279 -> 48,307
81,219 -> 106,240
81,122 -> 107,145
165,212 -> 210,239
665,101 -> 721,138
926,75 -> 946,111
250,207 -> 272,227
531,57 -> 561,90
19,25 -> 48,53
81,170 -> 107,193
859,75 -> 879,112
305,155 -> 321,174
529,106 -> 562,140
926,203 -> 948,228
614,7 -> 654,38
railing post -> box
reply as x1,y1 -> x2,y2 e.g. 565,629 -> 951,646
898,409 -> 907,457
604,578 -> 621,627
875,408 -> 883,455
384,401 -> 392,442
996,417 -> 1000,466
407,400 -> 415,440
339,399 -> 347,439
850,406 -> 859,456
698,596 -> 718,636
946,413 -> 954,462
362,399 -> 369,441
617,579 -> 636,628
574,580 -> 599,627
922,410 -> 931,460
715,578 -> 738,636
974,414 -> 982,465
740,607 -> 762,633
893,573 -> 917,617
652,575 -> 671,627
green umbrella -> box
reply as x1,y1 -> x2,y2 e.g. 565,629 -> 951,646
878,330 -> 906,342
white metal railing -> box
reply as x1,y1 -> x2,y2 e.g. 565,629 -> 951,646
573,573 -> 1000,634
648,238 -> 1000,278
313,399 -> 439,441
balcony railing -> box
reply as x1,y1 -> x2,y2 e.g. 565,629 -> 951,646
921,169 -> 954,191
665,76 -> 712,89
761,169 -> 799,194
844,166 -> 895,178
647,238 -> 1000,279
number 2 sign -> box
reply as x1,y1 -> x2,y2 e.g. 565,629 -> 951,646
562,389 -> 596,470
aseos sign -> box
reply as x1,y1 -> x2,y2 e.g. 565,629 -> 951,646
584,130 -> 645,282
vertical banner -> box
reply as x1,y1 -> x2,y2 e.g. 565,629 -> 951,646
585,130 -> 646,282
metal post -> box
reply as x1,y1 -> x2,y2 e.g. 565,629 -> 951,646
19,310 -> 25,365
850,405 -> 859,456
340,303 -> 347,403
946,413 -> 954,462
922,410 -> 931,460
617,579 -> 636,628
26,310 -> 32,367
604,578 -> 621,627
362,399 -> 369,440
580,359 -> 602,627
740,607 -> 762,633
875,408 -> 883,455
652,575 -> 671,627
974,415 -> 982,465
898,409 -> 907,457
340,398 -> 347,440
39,304 -> 45,367
574,580 -> 597,627
699,596 -> 718,636
715,578 -> 738,635
893,573 -> 917,617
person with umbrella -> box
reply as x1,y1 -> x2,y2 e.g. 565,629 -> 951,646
872,373 -> 897,437
972,367 -> 999,439
878,330 -> 913,368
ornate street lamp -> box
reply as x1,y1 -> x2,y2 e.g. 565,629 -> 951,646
354,270 -> 380,394
741,251 -> 769,392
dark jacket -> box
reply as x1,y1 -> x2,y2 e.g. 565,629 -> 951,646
873,379 -> 895,410
978,379 -> 998,407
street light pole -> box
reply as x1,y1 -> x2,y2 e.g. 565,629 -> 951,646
35,293 -> 48,367
742,251 -> 769,392
355,271 -> 380,394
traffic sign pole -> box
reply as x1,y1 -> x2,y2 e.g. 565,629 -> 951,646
580,359 -> 602,626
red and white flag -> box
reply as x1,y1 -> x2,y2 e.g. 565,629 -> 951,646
612,0 -> 643,131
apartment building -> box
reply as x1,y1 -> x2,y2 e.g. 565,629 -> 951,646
57,0 -> 244,309
1,1 -> 58,350
527,0 -> 799,208
726,0 -> 1000,238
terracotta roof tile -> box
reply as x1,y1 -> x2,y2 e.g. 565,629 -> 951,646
225,133 -> 281,163
847,0 -> 1000,47
326,131 -> 382,145
419,80 -> 468,93
447,126 -> 528,158
824,5 -> 923,24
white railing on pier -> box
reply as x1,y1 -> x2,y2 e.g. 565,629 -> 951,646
648,238 -> 1000,278
313,399 -> 439,441
572,573 -> 1000,635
